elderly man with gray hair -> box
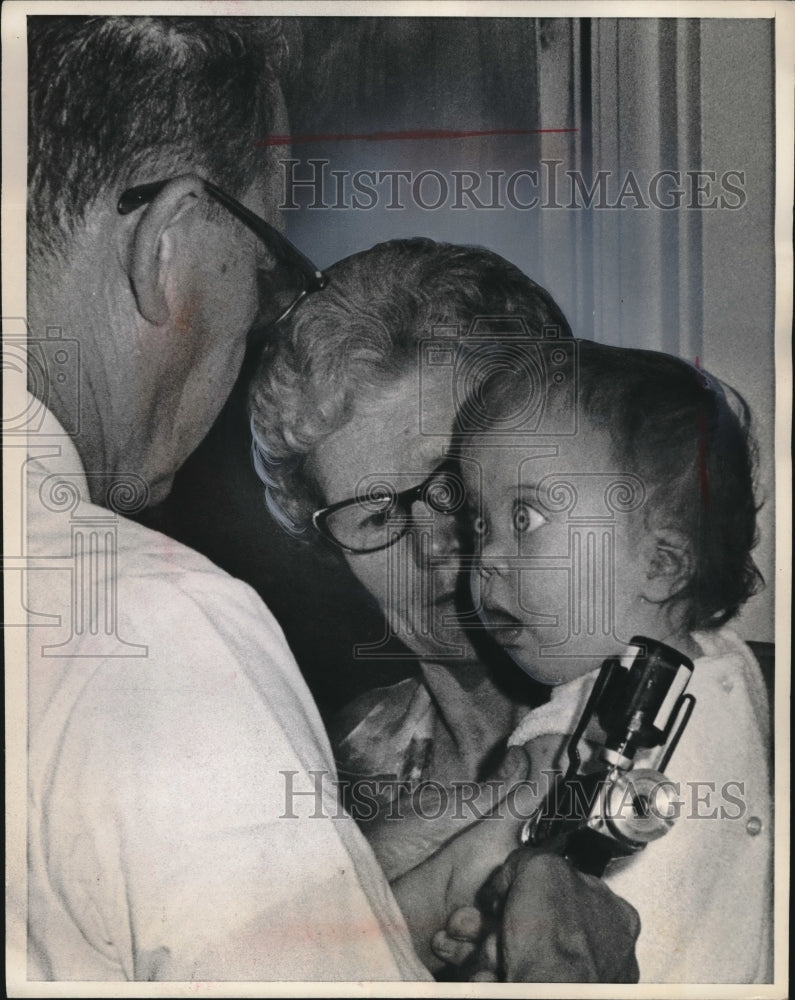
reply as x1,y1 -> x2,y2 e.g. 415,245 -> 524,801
18,14 -> 641,984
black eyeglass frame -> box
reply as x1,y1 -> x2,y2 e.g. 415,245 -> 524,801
117,178 -> 328,329
311,461 -> 464,555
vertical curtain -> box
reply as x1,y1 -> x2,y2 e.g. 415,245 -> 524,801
535,18 -> 704,361
533,17 -> 775,640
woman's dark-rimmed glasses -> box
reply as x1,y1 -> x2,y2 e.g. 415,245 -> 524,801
312,460 -> 465,554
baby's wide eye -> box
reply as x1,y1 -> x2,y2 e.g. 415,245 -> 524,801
472,515 -> 488,538
513,501 -> 546,534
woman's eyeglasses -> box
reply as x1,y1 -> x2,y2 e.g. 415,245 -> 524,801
312,460 -> 465,554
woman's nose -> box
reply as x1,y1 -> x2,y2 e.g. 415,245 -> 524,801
408,499 -> 461,558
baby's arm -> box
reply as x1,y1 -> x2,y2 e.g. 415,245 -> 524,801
380,731 -> 567,889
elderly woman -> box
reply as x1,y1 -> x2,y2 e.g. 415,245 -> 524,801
248,237 -> 571,873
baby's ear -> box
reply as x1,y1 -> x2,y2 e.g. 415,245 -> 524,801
640,528 -> 694,603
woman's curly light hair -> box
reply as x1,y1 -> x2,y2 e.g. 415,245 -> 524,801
248,237 -> 571,537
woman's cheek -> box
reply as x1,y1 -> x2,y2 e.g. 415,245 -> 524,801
344,550 -> 392,613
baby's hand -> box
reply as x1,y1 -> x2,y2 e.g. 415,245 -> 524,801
431,905 -> 490,973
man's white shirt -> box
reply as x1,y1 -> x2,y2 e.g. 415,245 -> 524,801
23,400 -> 428,982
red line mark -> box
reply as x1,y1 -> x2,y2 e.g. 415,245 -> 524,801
694,357 -> 710,511
254,127 -> 578,148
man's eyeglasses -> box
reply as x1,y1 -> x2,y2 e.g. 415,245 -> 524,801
312,461 -> 465,554
117,178 -> 328,335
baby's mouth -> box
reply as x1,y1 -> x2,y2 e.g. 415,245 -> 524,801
480,604 -> 525,645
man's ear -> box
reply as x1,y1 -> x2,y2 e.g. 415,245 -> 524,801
123,175 -> 207,326
640,528 -> 694,603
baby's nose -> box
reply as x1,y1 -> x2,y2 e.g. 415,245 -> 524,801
472,562 -> 521,623
475,557 -> 515,596
477,531 -> 514,574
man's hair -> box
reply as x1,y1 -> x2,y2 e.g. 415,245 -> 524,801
480,340 -> 762,632
248,237 -> 572,533
27,15 -> 298,261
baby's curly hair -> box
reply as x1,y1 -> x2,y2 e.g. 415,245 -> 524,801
248,237 -> 571,534
483,341 -> 763,632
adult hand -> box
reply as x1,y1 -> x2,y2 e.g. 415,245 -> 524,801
370,744 -> 532,882
433,850 -> 641,983
390,749 -> 542,972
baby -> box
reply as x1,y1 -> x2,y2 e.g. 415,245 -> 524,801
456,341 -> 772,983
